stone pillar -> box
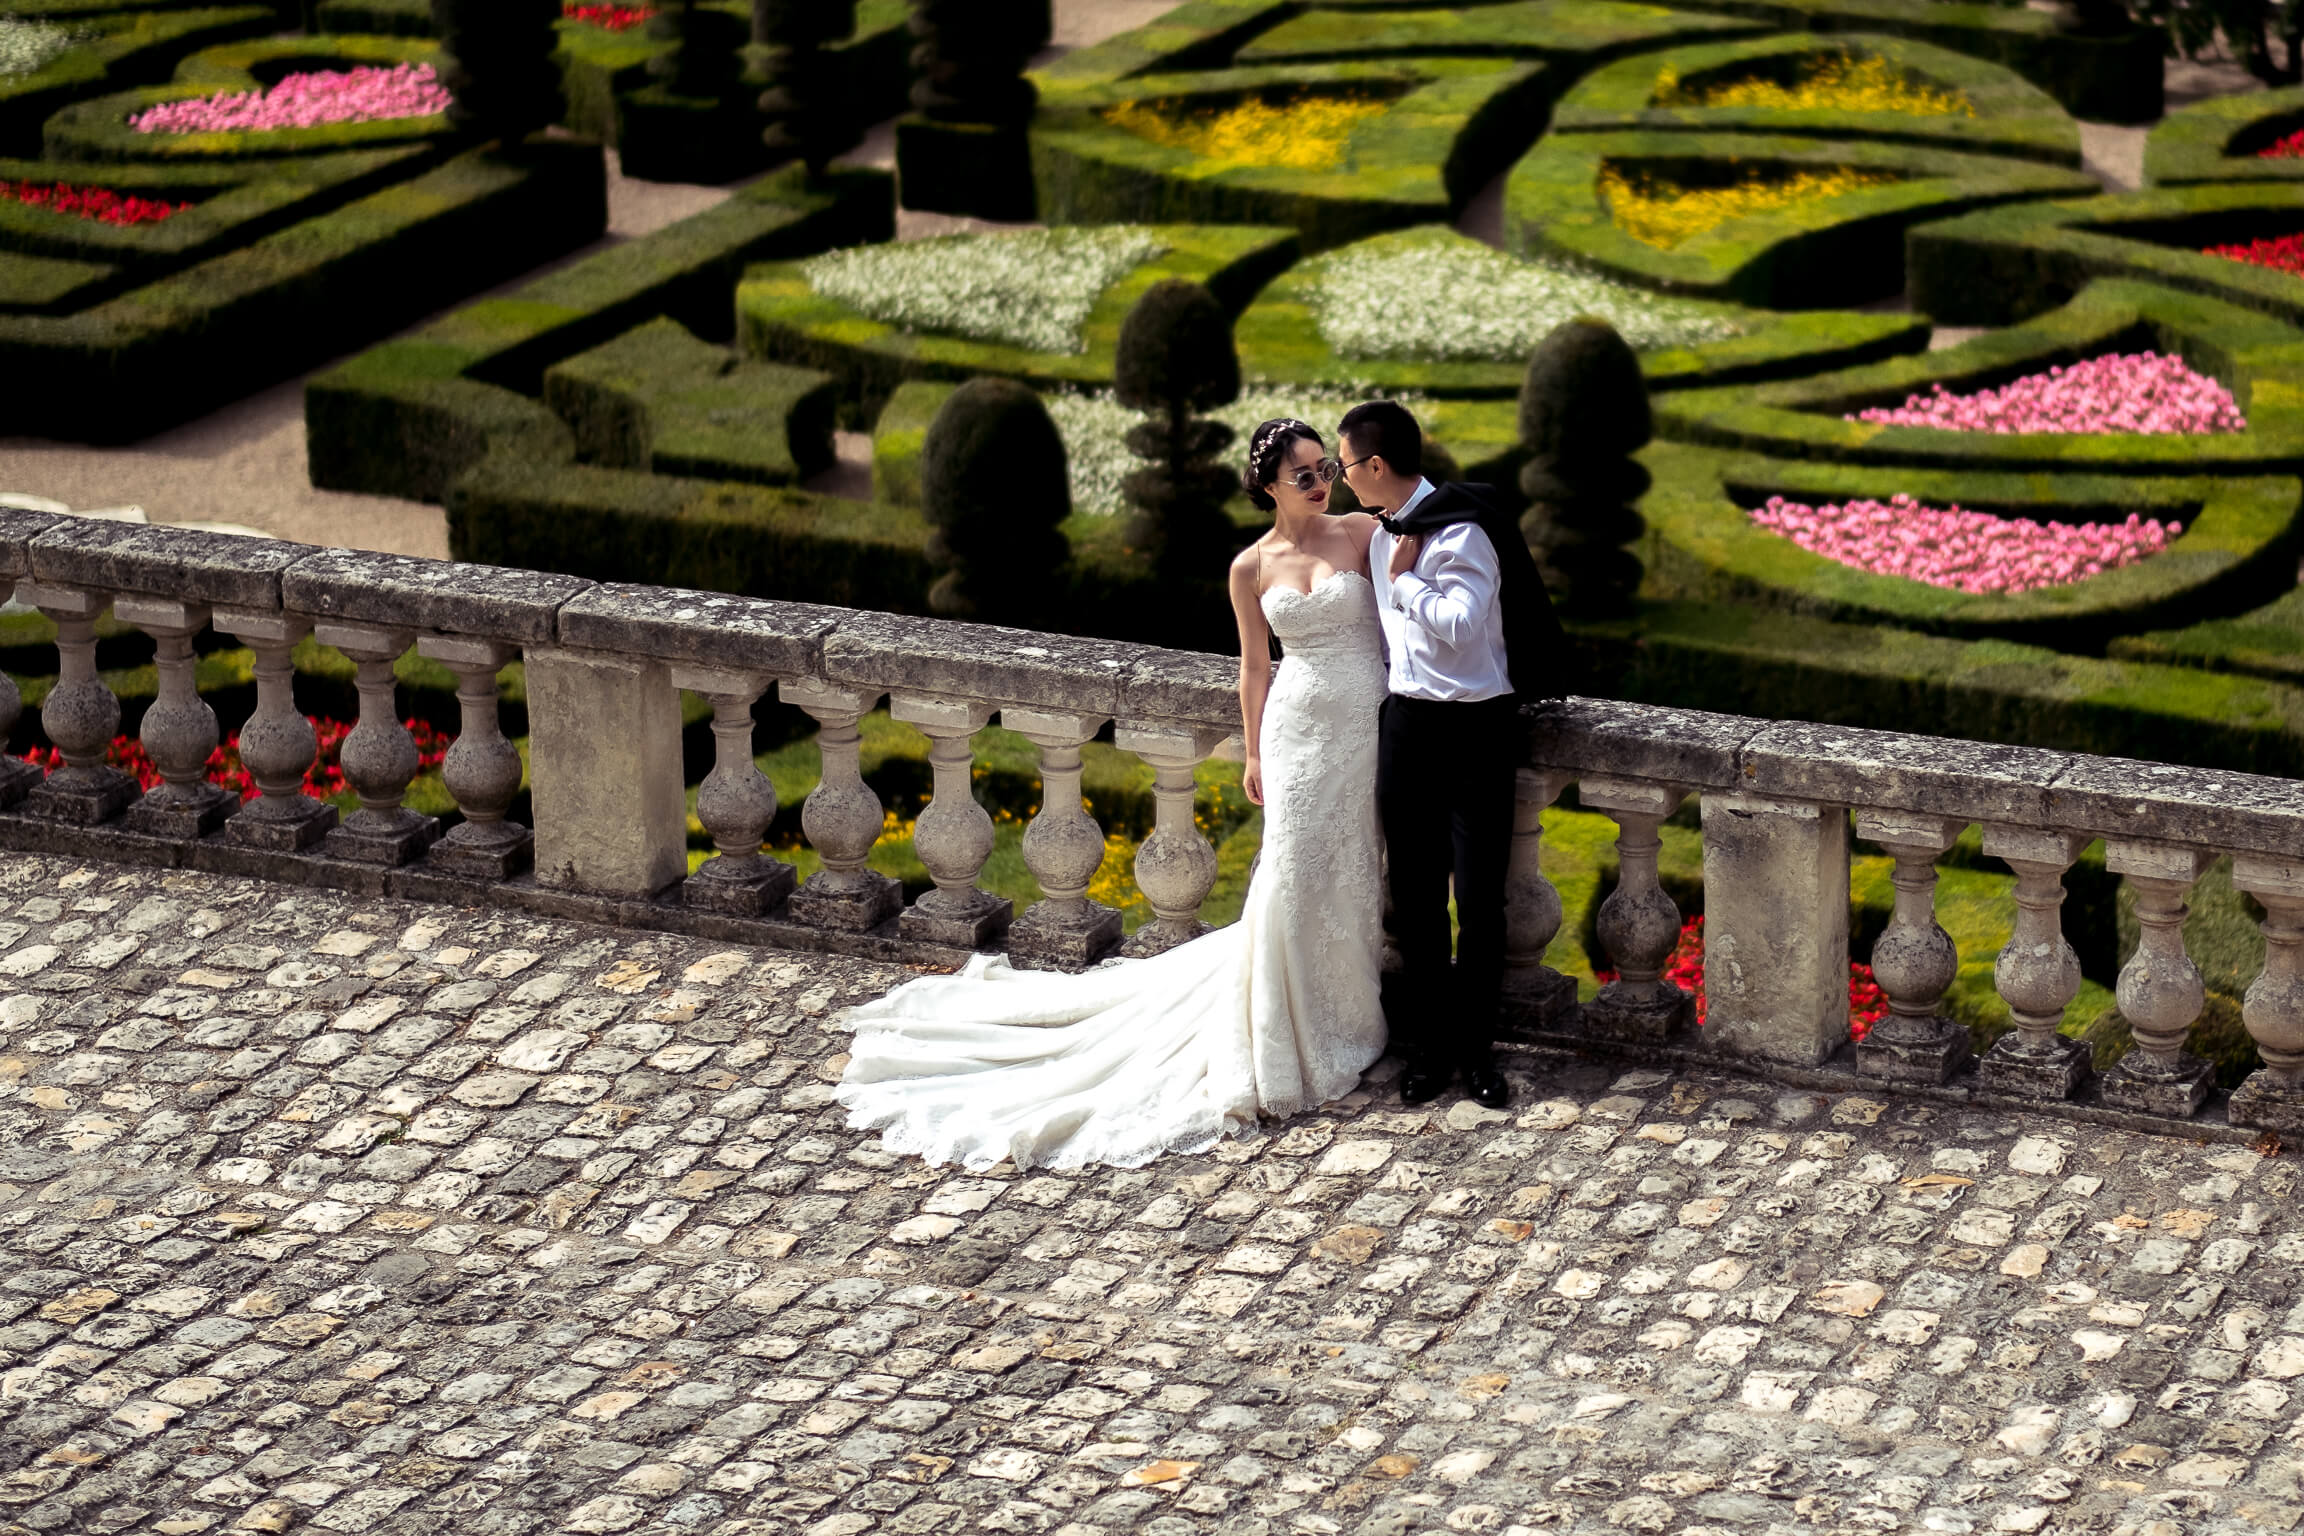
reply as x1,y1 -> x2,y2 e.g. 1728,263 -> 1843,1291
214,609 -> 334,851
1853,811 -> 1971,1084
1976,826 -> 2091,1099
1005,708 -> 1121,970
2099,840 -> 2212,1118
783,679 -> 901,932
1503,768 -> 1577,1031
894,693 -> 1010,948
1701,792 -> 1850,1066
669,664 -> 794,917
20,582 -> 136,824
525,648 -> 686,898
0,581 -> 39,810
1581,775 -> 1691,1042
2230,854 -> 2304,1132
1114,722 -> 1225,958
116,596 -> 232,839
417,637 -> 532,880
315,623 -> 437,866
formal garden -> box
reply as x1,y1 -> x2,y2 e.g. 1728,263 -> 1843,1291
7,0 -> 2304,1076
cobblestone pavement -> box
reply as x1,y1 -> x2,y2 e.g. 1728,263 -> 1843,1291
0,853 -> 2299,1536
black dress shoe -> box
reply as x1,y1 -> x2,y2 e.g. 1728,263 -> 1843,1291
1399,1065 -> 1452,1105
1465,1064 -> 1510,1110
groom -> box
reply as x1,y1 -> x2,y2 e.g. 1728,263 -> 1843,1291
1339,400 -> 1568,1111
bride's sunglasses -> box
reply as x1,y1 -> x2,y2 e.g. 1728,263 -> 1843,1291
1277,459 -> 1342,493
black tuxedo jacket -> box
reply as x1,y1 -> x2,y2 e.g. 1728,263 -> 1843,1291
1384,480 -> 1573,702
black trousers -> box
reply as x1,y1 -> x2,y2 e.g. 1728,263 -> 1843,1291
1377,692 -> 1519,1068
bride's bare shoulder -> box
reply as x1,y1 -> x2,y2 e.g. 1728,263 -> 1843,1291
1230,539 -> 1270,584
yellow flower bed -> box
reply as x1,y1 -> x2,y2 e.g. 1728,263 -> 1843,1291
1599,162 -> 1900,249
1102,93 -> 1391,172
1652,54 -> 1974,117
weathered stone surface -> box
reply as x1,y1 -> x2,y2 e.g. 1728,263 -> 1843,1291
2047,753 -> 2304,858
281,549 -> 594,643
26,522 -> 308,610
1117,646 -> 1241,732
827,612 -> 1145,716
1738,721 -> 2072,825
1528,696 -> 1758,788
525,649 -> 686,899
0,506 -> 66,577
557,585 -> 846,675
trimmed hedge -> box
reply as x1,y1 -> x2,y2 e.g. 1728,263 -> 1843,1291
1907,183 -> 2304,328
2111,585 -> 2304,684
1650,278 -> 2304,475
1232,222 -> 1931,397
1549,31 -> 2080,167
313,0 -> 428,34
0,5 -> 272,157
1639,440 -> 2303,649
307,164 -> 892,501
2143,83 -> 2304,188
3,135 -> 605,442
541,316 -> 838,487
44,33 -> 449,161
1231,1 -> 1763,66
1031,59 -> 1553,254
1506,130 -> 2098,307
1031,0 -> 1297,92
736,222 -> 1301,424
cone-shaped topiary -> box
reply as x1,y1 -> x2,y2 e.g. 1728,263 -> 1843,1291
908,0 -> 1047,125
1116,279 -> 1241,583
754,0 -> 857,175
1518,316 -> 1653,619
430,0 -> 563,140
648,0 -> 749,99
922,377 -> 1072,620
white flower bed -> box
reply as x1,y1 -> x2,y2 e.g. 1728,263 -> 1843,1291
802,228 -> 1167,355
1046,387 -> 1411,518
1311,238 -> 1742,360
0,17 -> 79,79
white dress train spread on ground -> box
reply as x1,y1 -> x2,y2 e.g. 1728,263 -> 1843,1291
833,570 -> 1389,1172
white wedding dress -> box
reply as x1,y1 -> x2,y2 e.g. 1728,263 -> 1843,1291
834,570 -> 1389,1172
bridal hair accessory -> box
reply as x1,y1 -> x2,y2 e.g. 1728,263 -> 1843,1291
1250,418 -> 1315,483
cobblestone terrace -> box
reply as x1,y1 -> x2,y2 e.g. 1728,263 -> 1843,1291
0,853 -> 2298,1536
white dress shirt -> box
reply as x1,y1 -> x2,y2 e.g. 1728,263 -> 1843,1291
1367,479 -> 1512,703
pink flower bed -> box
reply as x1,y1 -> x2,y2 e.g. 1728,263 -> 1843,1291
1750,493 -> 2180,593
130,61 -> 450,135
1845,351 -> 2247,435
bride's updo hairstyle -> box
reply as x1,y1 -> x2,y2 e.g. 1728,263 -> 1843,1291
1240,419 -> 1323,513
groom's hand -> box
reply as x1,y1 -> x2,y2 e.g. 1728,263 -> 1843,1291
1387,533 -> 1422,582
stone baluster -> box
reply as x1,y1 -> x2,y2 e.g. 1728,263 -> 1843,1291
1005,709 -> 1120,970
2230,855 -> 2304,1132
893,694 -> 1010,947
1580,775 -> 1691,1041
417,637 -> 532,880
215,609 -> 335,850
116,597 -> 232,839
1701,793 -> 1850,1066
1503,768 -> 1576,1030
670,664 -> 794,916
20,581 -> 136,824
2099,840 -> 2212,1117
1854,811 -> 1970,1084
1975,827 -> 2091,1098
0,586 -> 36,809
783,679 -> 900,931
316,623 -> 437,866
1114,722 -> 1225,958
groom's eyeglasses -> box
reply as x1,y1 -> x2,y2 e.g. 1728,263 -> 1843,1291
1279,459 -> 1342,493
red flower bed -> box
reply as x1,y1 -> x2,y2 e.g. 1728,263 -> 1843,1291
2206,232 -> 2304,277
0,179 -> 192,227
564,3 -> 654,28
2257,129 -> 2304,160
23,716 -> 451,801
1596,915 -> 1890,1041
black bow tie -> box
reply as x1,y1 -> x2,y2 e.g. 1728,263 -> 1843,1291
1377,513 -> 1411,536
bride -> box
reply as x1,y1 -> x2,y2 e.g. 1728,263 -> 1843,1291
833,420 -> 1389,1172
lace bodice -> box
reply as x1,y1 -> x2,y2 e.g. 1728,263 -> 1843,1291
1262,569 -> 1385,657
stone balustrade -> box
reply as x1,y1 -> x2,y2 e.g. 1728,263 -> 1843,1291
2,507 -> 2303,1134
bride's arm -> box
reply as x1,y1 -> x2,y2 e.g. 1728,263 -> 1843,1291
1228,548 -> 1271,806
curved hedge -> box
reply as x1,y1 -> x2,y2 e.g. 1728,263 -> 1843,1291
1230,0 -> 1764,67
1232,222 -> 1931,397
1639,440 -> 2303,649
736,223 -> 1301,424
43,32 -> 448,162
1506,129 -> 2097,306
1548,31 -> 2079,166
1907,182 -> 2304,327
0,5 -> 273,156
2143,84 -> 2304,188
1650,279 -> 2304,474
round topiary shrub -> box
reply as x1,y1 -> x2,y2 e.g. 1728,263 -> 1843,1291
1518,315 -> 1654,618
648,0 -> 748,99
1116,278 -> 1242,582
431,0 -> 563,140
754,0 -> 856,174
922,377 -> 1072,620
908,0 -> 1044,126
